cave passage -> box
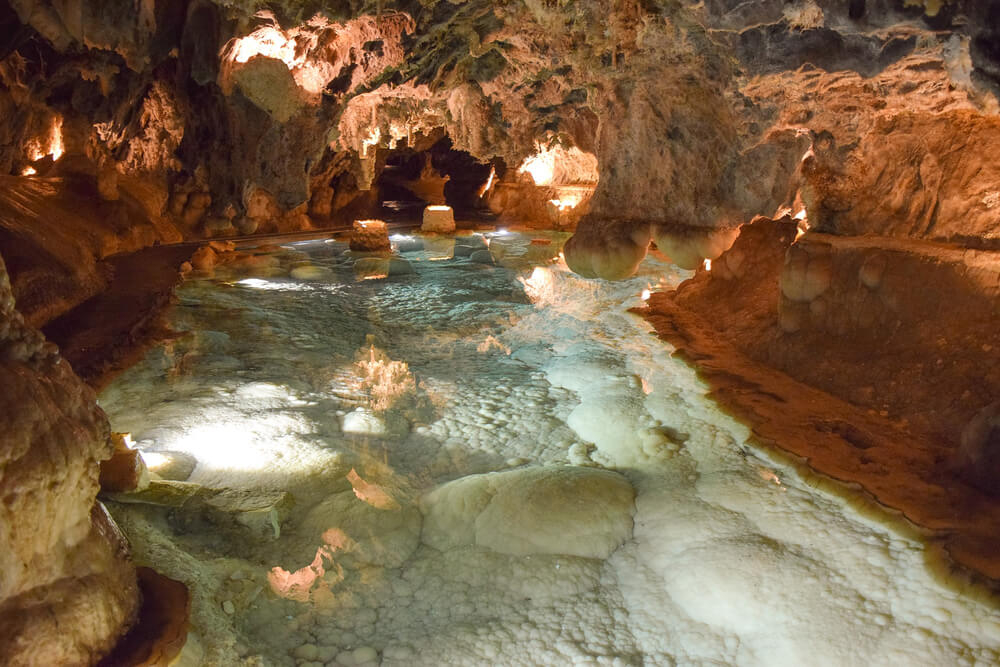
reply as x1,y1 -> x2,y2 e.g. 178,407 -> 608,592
98,231 -> 1000,665
374,138 -> 496,222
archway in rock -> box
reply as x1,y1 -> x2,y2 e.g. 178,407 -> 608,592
374,137 -> 496,221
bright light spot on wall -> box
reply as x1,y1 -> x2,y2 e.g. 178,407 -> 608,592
548,196 -> 581,211
226,17 -> 330,94
517,143 -> 599,186
231,26 -> 299,66
25,117 -> 65,163
519,147 -> 556,186
361,126 -> 381,157
141,451 -> 171,470
478,166 -> 497,198
50,118 -> 64,160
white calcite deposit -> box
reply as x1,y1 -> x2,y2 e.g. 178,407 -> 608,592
99,232 -> 1000,666
420,465 -> 635,558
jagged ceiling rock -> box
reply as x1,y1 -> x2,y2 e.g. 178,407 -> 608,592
0,0 -> 997,258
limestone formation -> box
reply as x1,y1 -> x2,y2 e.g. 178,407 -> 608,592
0,254 -> 138,664
2,0 -> 1000,658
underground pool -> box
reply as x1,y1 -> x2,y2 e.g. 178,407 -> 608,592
98,230 -> 1000,666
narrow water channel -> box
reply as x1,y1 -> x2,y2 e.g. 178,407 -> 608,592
100,230 -> 1000,666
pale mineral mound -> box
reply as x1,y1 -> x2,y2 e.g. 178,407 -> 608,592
420,465 -> 635,559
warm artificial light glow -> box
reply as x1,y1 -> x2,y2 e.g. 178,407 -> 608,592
25,116 -> 65,162
231,26 -> 298,66
50,117 -> 64,160
140,451 -> 170,470
226,17 -> 332,94
517,143 -> 600,186
703,259 -> 712,271
361,126 -> 381,157
21,166 -> 36,176
548,196 -> 581,211
426,205 -> 451,211
519,145 -> 557,185
478,166 -> 497,198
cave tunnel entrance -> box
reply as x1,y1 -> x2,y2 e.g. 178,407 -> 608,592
375,136 -> 498,223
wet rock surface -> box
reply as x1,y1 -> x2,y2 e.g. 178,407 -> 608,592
0,254 -> 139,664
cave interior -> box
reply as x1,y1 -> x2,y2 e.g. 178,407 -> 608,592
2,0 -> 1000,665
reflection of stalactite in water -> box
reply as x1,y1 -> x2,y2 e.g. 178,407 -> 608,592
268,531 -> 348,603
354,337 -> 415,412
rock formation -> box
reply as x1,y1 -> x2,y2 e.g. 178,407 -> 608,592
2,0 -> 1000,659
0,254 -> 138,664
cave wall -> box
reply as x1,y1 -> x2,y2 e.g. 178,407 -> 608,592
2,1 -> 1000,659
0,254 -> 138,664
4,0 -> 997,247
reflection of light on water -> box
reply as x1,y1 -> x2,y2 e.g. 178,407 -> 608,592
166,422 -> 272,472
548,196 -> 581,211
477,335 -> 511,355
347,468 -> 400,510
355,345 -> 415,411
269,544 -> 342,602
520,266 -> 556,303
236,278 -> 312,292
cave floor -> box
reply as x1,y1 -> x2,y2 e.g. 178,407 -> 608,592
99,231 -> 1000,666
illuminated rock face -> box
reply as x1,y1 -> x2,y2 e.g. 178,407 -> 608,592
563,219 -> 651,281
0,254 -> 138,664
421,205 -> 456,233
652,224 -> 741,271
1,0 -> 998,258
349,219 -> 391,252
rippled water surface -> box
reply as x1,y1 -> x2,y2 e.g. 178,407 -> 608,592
101,230 -> 1000,667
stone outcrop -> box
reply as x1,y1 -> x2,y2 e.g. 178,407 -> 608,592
0,253 -> 138,664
